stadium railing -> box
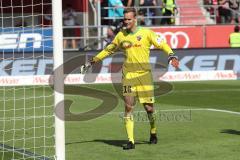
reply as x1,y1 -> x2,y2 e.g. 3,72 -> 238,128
62,4 -> 240,51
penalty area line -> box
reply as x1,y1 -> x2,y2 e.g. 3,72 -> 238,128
156,108 -> 240,116
154,108 -> 240,116
206,108 -> 240,115
106,108 -> 240,116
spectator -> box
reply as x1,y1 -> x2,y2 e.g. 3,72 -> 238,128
63,4 -> 77,49
138,9 -> 146,25
139,0 -> 157,25
229,0 -> 240,23
204,0 -> 218,20
218,0 -> 232,23
104,21 -> 126,46
91,21 -> 122,49
229,25 -> 240,47
105,25 -> 117,45
161,0 -> 177,25
108,0 -> 124,25
122,0 -> 135,7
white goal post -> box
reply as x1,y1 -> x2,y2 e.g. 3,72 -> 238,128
0,0 -> 65,160
52,0 -> 65,160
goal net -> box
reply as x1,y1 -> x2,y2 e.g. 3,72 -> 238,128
0,0 -> 64,160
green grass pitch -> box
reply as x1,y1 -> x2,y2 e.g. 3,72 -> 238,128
1,80 -> 240,160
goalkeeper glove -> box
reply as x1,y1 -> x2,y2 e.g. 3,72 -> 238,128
168,54 -> 179,69
80,62 -> 92,74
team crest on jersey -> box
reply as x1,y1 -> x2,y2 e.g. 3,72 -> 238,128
136,35 -> 142,41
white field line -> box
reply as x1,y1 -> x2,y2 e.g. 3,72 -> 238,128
158,108 -> 240,115
105,108 -> 240,116
206,108 -> 240,115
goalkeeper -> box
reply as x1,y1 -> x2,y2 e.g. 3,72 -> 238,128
81,7 -> 179,150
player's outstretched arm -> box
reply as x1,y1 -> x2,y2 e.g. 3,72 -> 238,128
149,29 -> 179,69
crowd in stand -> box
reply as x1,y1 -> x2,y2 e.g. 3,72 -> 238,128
59,0 -> 240,49
204,0 -> 240,24
98,0 -> 177,26
102,0 -> 240,26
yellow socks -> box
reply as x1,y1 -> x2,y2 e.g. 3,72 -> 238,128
147,112 -> 157,134
124,115 -> 134,144
124,112 -> 156,143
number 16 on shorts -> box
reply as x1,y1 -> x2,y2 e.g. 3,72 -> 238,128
123,85 -> 132,94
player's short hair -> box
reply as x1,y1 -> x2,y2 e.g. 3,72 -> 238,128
123,8 -> 137,17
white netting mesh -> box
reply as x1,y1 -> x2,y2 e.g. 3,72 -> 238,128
0,0 -> 55,159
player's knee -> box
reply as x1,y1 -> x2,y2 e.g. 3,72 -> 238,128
146,108 -> 154,113
125,104 -> 133,113
124,99 -> 135,109
144,103 -> 154,113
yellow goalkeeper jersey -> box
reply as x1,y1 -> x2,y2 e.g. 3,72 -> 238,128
93,27 -> 173,73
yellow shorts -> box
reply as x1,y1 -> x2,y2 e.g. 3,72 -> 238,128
122,71 -> 154,104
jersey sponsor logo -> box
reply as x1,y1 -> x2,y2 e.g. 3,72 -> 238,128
156,31 -> 190,49
0,33 -> 42,49
120,40 -> 141,49
131,44 -> 141,48
120,40 -> 132,49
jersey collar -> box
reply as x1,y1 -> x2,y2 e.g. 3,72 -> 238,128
126,26 -> 141,35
